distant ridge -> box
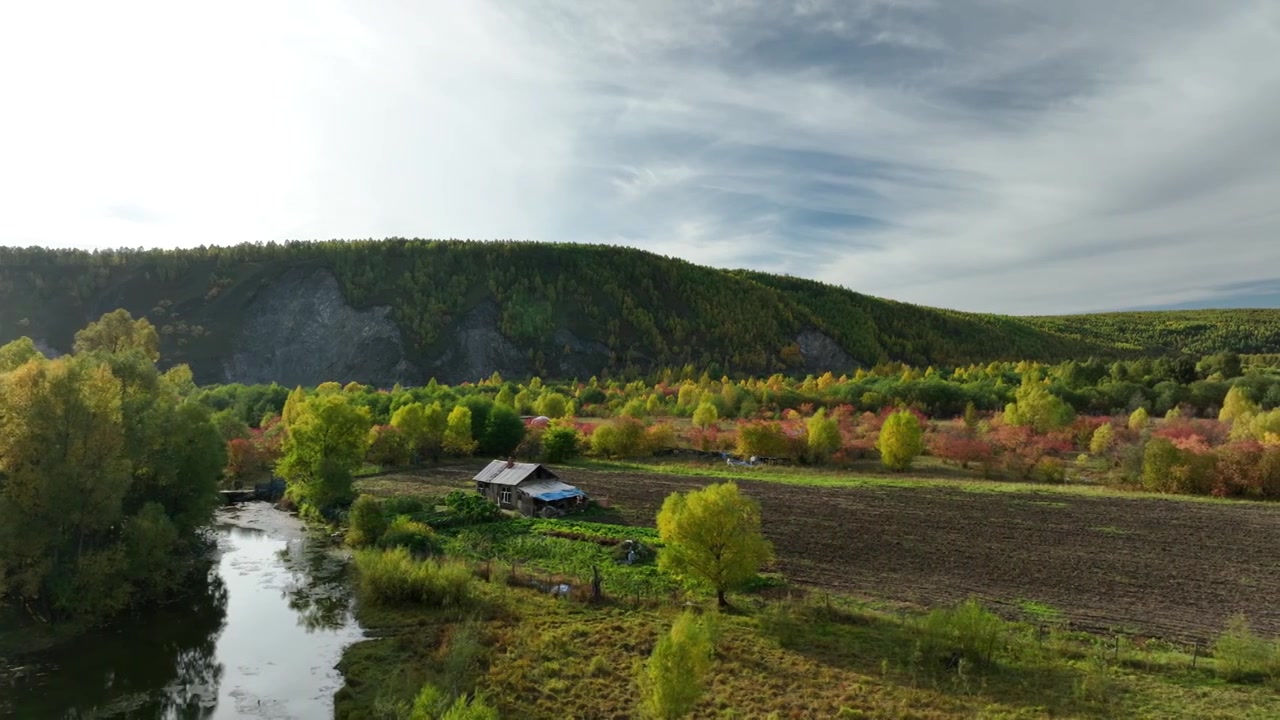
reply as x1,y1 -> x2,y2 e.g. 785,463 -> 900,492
2,240 -> 1278,385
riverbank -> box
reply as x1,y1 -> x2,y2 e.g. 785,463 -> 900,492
2,502 -> 365,719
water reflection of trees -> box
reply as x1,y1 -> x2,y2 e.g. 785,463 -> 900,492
277,530 -> 355,632
7,567 -> 228,719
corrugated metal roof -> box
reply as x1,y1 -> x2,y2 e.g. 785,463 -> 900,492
473,460 -> 557,486
518,480 -> 586,502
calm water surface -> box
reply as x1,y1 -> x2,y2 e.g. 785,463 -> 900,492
1,503 -> 364,719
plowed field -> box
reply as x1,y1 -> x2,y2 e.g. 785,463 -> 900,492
366,465 -> 1280,641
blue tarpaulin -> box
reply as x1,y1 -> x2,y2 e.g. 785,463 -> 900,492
534,488 -> 586,502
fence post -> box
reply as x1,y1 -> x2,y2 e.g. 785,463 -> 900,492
1191,641 -> 1199,670
1114,635 -> 1120,660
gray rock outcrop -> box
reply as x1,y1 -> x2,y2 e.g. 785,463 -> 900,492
222,269 -> 416,387
796,329 -> 859,375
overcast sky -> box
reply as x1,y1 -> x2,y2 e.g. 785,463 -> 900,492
2,1 -> 1278,314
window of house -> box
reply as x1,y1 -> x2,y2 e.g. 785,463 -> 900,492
500,489 -> 512,505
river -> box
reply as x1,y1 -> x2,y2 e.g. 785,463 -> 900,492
0,502 -> 364,719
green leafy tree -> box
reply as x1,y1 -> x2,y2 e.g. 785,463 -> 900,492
72,309 -> 160,361
541,425 -> 580,462
211,408 -> 250,441
691,402 -> 719,429
494,386 -> 516,408
444,405 -> 478,456
0,319 -> 224,625
391,402 -> 430,459
639,611 -> 716,720
367,424 -> 412,466
656,482 -> 773,607
1128,406 -> 1150,431
589,416 -> 649,458
620,397 -> 649,419
346,495 -> 387,547
0,336 -> 43,372
513,388 -> 536,415
277,394 -> 372,511
878,409 -> 924,471
535,392 -> 568,419
480,404 -> 525,456
1003,375 -> 1074,432
0,358 -> 131,621
806,408 -> 841,461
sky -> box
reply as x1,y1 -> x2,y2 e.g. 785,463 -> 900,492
1,1 -> 1278,315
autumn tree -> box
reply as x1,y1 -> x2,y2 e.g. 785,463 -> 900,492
656,482 -> 773,607
541,425 -> 580,462
0,336 -> 43,372
392,401 -> 447,461
1089,423 -> 1115,455
1128,406 -> 1150,431
0,313 -> 224,624
0,358 -> 130,620
72,308 -> 160,361
691,402 -> 719,429
282,386 -> 307,431
535,392 -> 568,419
494,385 -> 516,408
443,405 -> 478,456
367,424 -> 412,466
276,394 -> 372,511
1219,386 -> 1259,425
639,611 -> 716,719
1003,375 -> 1074,432
878,409 -> 924,471
590,416 -> 649,458
806,408 -> 842,462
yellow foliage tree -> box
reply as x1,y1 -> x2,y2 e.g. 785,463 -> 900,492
878,410 -> 923,471
639,611 -> 716,720
657,483 -> 773,607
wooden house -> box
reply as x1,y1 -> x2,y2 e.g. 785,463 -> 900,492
473,459 -> 588,517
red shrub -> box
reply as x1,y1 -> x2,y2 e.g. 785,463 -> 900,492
226,438 -> 264,484
927,430 -> 994,469
1154,417 -> 1229,446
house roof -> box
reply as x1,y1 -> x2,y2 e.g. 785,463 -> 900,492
518,480 -> 587,502
473,460 -> 558,486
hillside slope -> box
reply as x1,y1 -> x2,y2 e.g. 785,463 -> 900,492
0,240 -> 1276,385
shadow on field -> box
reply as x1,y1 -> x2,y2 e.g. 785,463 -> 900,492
753,599 -> 1124,718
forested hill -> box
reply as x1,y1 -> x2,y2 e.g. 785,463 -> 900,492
2,240 -> 1279,386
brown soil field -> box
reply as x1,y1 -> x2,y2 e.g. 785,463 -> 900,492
361,465 -> 1280,642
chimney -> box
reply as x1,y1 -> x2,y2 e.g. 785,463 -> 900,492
506,456 -> 515,468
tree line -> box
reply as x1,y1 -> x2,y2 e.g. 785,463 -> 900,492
5,240 -> 1280,382
0,311 -> 225,627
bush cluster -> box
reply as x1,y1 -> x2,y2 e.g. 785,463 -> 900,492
353,547 -> 474,607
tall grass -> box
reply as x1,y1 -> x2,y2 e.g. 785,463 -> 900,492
354,547 -> 474,607
1214,614 -> 1279,682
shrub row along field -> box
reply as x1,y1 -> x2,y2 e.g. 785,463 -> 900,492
368,463 -> 1280,641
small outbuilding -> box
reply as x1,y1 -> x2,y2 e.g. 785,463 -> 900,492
473,459 -> 588,517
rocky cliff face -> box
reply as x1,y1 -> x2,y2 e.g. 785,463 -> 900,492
796,329 -> 859,375
221,269 -> 416,387
423,302 -> 616,384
